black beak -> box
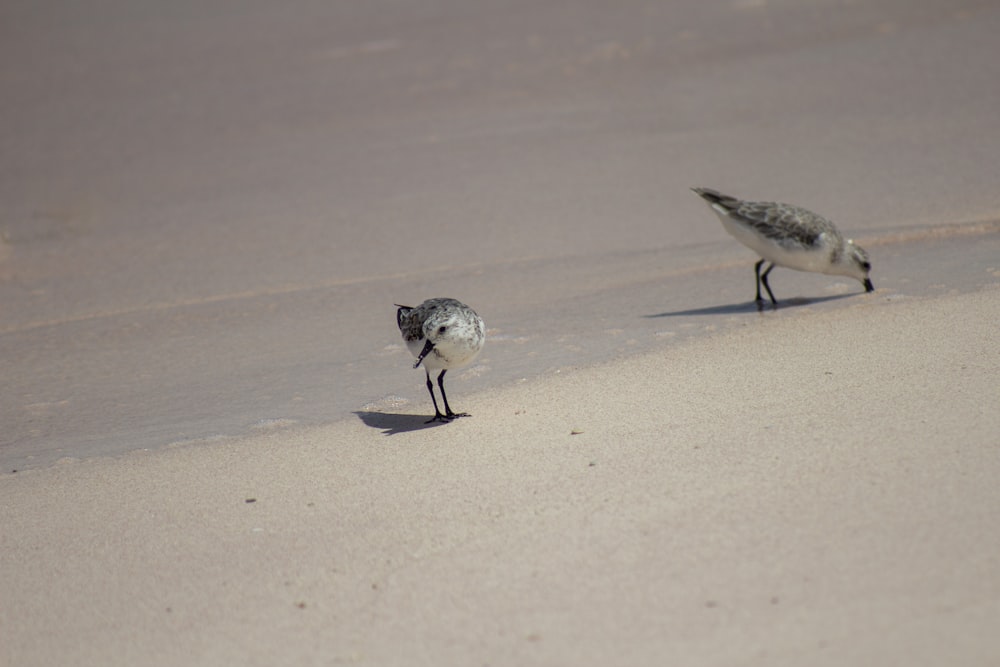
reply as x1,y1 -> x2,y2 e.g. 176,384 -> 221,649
413,338 -> 435,369
863,278 -> 874,293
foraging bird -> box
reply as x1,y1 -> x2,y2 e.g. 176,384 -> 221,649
395,298 -> 485,423
692,187 -> 874,307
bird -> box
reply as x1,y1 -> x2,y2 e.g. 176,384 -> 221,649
692,187 -> 874,307
395,298 -> 485,423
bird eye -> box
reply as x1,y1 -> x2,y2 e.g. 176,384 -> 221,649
862,262 -> 871,270
438,326 -> 448,333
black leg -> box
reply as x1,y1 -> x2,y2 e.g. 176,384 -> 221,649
760,263 -> 778,305
437,370 -> 470,419
424,370 -> 449,423
753,259 -> 766,305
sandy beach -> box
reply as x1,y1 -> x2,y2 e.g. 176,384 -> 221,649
3,288 -> 999,665
3,0 -> 1000,664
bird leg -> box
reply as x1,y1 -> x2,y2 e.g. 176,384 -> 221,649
437,370 -> 469,420
759,262 -> 778,306
753,259 -> 768,306
424,370 -> 450,423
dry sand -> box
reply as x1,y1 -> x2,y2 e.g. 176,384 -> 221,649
3,288 -> 999,666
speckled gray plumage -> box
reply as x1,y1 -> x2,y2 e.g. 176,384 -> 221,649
394,297 -> 485,423
692,187 -> 874,305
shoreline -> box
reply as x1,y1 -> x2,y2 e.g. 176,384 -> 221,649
5,221 -> 1000,473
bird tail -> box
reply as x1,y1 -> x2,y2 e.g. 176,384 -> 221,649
691,187 -> 740,210
395,304 -> 412,330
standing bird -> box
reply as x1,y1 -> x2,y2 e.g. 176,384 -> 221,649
395,298 -> 485,423
692,187 -> 874,307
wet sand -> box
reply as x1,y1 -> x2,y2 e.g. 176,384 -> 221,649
3,0 -> 1000,664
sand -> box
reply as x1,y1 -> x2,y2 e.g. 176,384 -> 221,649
3,288 -> 999,666
3,1 -> 1000,664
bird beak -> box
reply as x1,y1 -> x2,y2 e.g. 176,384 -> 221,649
413,338 -> 435,369
863,278 -> 874,293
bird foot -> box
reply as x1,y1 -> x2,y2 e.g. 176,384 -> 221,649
424,411 -> 470,424
425,414 -> 452,424
424,412 -> 471,424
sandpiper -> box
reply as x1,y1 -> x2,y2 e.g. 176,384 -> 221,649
692,187 -> 874,306
395,298 -> 485,423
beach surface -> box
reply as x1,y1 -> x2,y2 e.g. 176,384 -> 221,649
3,288 -> 999,666
2,0 -> 1000,664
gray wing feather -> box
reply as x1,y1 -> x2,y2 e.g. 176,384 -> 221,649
395,305 -> 424,341
733,201 -> 841,249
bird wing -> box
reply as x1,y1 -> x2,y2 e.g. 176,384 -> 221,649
395,305 -> 415,334
734,201 -> 840,249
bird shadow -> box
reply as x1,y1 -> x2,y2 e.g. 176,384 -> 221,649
353,411 -> 448,435
644,293 -> 856,318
